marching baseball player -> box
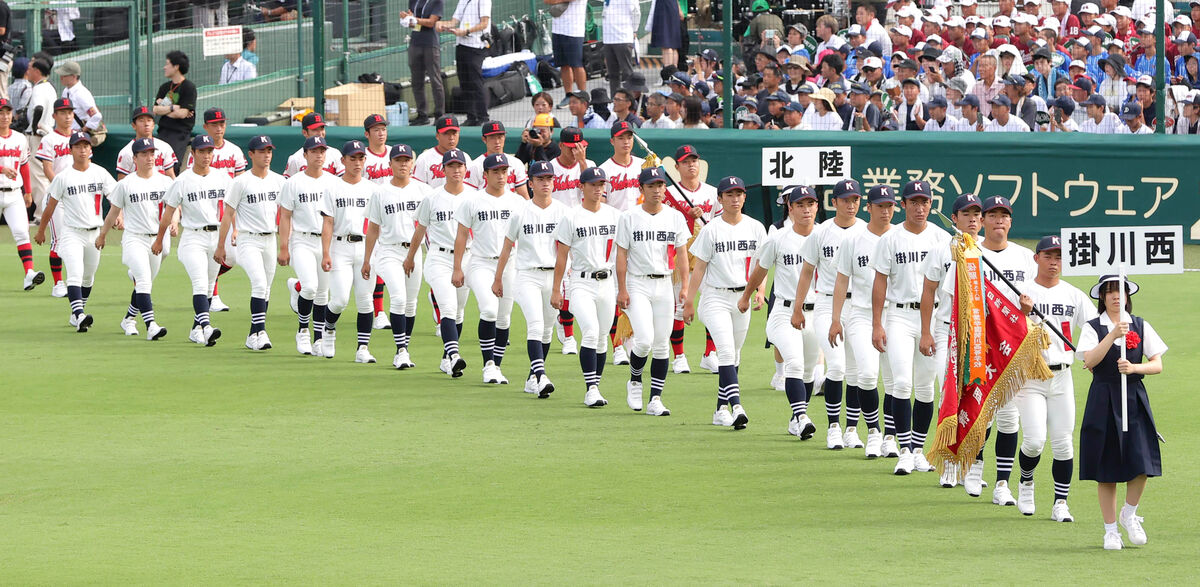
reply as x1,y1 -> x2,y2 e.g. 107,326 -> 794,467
871,180 -> 951,475
279,136 -> 334,356
185,108 -> 245,313
0,97 -> 44,292
552,166 -> 620,407
405,148 -> 472,378
467,120 -> 529,198
319,140 -> 379,363
33,132 -> 113,331
454,153 -> 524,383
1013,235 -> 1096,522
359,115 -> 393,330
282,112 -> 345,178
794,178 -> 866,450
95,137 -> 171,341
828,184 -> 897,457
596,123 -> 643,368
682,176 -> 767,430
153,134 -> 230,346
494,160 -> 570,397
216,135 -> 284,351
664,145 -> 720,373
548,126 -> 596,356
34,98 -> 76,297
412,115 -> 466,334
616,166 -> 691,416
115,106 -> 178,180
362,144 -> 429,369
772,191 -> 821,394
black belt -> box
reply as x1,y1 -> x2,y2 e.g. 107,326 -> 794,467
336,235 -> 364,243
895,302 -> 935,310
0,186 -> 16,192
533,266 -> 554,271
642,274 -> 668,279
246,231 -> 273,236
781,299 -> 815,311
823,292 -> 852,298
194,225 -> 219,232
1048,364 -> 1069,372
580,270 -> 610,280
300,231 -> 321,237
74,226 -> 99,231
139,232 -> 158,237
717,285 -> 746,292
399,241 -> 411,248
434,246 -> 459,254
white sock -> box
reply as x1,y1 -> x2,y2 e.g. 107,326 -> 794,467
1121,503 -> 1138,519
775,361 -> 783,377
1104,521 -> 1119,533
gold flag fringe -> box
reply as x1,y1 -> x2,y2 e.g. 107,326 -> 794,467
613,313 -> 634,347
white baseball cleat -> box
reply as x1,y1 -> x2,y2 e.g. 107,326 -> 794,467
788,414 -> 817,439
1050,499 -> 1074,522
355,345 -> 377,363
560,336 -> 578,355
1120,512 -> 1147,545
882,435 -> 900,458
536,374 -> 555,398
448,353 -> 466,377
439,357 -> 452,376
51,281 -> 67,297
373,312 -> 390,330
203,325 -> 221,347
190,326 -> 206,345
482,361 -> 503,384
245,333 -> 259,350
894,449 -> 914,475
146,322 -> 167,341
23,269 -> 45,291
964,459 -> 987,496
699,352 -> 718,373
913,449 -> 934,472
712,407 -> 734,427
523,374 -> 539,394
120,316 -> 139,336
1103,530 -> 1124,550
296,331 -> 313,355
731,404 -> 749,430
583,385 -> 608,407
992,481 -> 1016,506
1017,481 -> 1036,515
257,332 -> 272,350
612,345 -> 630,365
311,338 -> 326,358
940,462 -> 959,488
770,373 -> 785,391
74,313 -> 93,333
673,354 -> 691,374
826,424 -> 844,450
865,429 -> 883,458
287,278 -> 300,313
321,332 -> 336,358
393,348 -> 414,369
626,381 -> 643,411
646,396 -> 670,416
210,295 -> 230,312
843,426 -> 864,449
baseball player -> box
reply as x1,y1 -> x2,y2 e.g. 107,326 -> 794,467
357,113 -> 404,331
115,106 -> 178,180
682,176 -> 767,429
794,178 -> 866,450
1013,235 -> 1096,522
279,136 -> 334,357
95,137 -> 171,341
33,132 -> 113,331
185,108 -> 246,313
828,184 -> 897,457
362,144 -> 429,369
548,126 -> 596,356
412,115 -> 467,335
551,166 -> 620,407
405,148 -> 472,378
595,123 -> 643,368
871,179 -> 951,475
216,135 -> 284,351
153,134 -> 231,346
494,160 -> 570,397
454,153 -> 524,383
771,191 -> 821,394
282,112 -> 345,179
319,140 -> 379,363
664,145 -> 720,374
0,97 -> 44,292
33,98 -> 76,297
467,120 -> 529,198
616,166 -> 691,416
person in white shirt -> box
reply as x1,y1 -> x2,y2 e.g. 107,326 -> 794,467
282,112 -> 344,179
279,136 -> 335,357
405,148 -> 473,378
219,51 -> 257,85
185,108 -> 246,312
597,122 -> 644,212
467,120 -> 529,198
319,140 -> 379,363
35,100 -> 76,297
95,137 -> 172,341
453,153 -> 525,384
493,160 -> 570,397
551,167 -> 621,407
682,176 -> 767,429
802,88 -> 844,130
547,0 -> 588,102
1048,95 -> 1080,132
615,166 -> 691,417
1078,94 -> 1121,134
414,115 -> 468,189
0,97 -> 44,293
983,95 -> 1031,132
921,95 -> 960,131
640,93 -> 677,129
857,4 -> 892,56
216,135 -> 284,351
437,0 -> 491,124
601,0 -> 640,94
894,78 -> 926,131
361,113 -> 398,328
1115,101 -> 1153,134
35,132 -> 113,332
25,58 -> 57,216
115,106 -> 178,179
362,143 -> 430,370
55,61 -> 104,141
870,180 -> 951,475
547,127 -> 596,354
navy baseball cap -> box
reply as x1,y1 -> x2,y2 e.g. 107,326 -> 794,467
927,95 -> 948,109
693,80 -> 711,96
952,193 -> 982,213
301,112 -> 326,130
580,167 -> 607,184
1053,95 -> 1076,116
832,179 -> 861,198
131,137 -> 156,154
481,120 -> 505,136
765,92 -> 787,102
1082,93 -> 1107,107
955,94 -> 981,109
983,195 -> 1013,214
700,48 -> 720,62
69,131 -> 91,146
785,101 -> 805,113
866,184 -> 896,205
130,105 -> 153,121
389,144 -> 415,159
560,126 -> 586,148
364,113 -> 387,130
442,149 -> 468,165
528,160 -> 554,177
1035,235 -> 1062,253
901,77 -> 921,87
718,176 -> 747,193
674,144 -> 699,161
669,71 -> 692,87
611,120 -> 636,137
303,135 -> 327,151
1119,101 -> 1142,121
639,166 -> 667,185
902,180 -> 931,199
247,135 -> 274,151
342,139 -> 367,157
742,98 -> 759,111
203,107 -> 227,123
483,153 -> 509,170
829,81 -> 848,95
1003,74 -> 1025,87
53,97 -> 73,111
192,134 -> 216,150
1070,77 -> 1095,94
788,185 -> 818,202
849,82 -> 871,95
989,94 -> 1013,109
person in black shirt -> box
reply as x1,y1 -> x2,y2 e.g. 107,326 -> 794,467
152,50 -> 196,173
401,0 -> 444,126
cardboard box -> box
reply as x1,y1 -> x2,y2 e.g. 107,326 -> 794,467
278,83 -> 386,125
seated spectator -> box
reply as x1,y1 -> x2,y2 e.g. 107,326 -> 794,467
781,101 -> 804,129
983,95 -> 1031,131
526,92 -> 559,128
847,82 -> 882,130
1132,75 -> 1158,126
1172,94 -> 1200,134
611,89 -> 644,127
803,88 -> 843,130
922,95 -> 959,131
1098,54 -> 1131,112
1116,101 -> 1152,134
681,95 -> 707,129
641,93 -> 676,128
1048,95 -> 1080,131
565,90 -> 610,129
219,49 -> 257,85
955,94 -> 985,131
1079,93 -> 1120,133
516,113 -> 560,163
894,78 -> 925,130
736,111 -> 763,129
761,91 -> 787,127
587,88 -> 617,128
666,92 -> 685,125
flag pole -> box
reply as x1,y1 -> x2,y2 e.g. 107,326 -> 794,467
1119,264 -> 1128,433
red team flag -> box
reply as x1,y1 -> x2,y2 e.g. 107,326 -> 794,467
929,235 -> 1052,478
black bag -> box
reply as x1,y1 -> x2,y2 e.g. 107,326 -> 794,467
536,59 -> 561,89
583,41 -> 606,79
383,82 -> 404,105
483,69 -> 526,106
447,87 -> 471,114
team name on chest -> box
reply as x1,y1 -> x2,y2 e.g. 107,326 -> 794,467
984,268 -> 1027,283
383,200 -> 419,214
434,209 -> 455,223
713,239 -> 757,253
335,197 -> 368,209
427,163 -> 445,179
475,209 -> 511,222
365,164 -> 392,180
553,176 -> 580,192
781,253 -> 801,266
245,191 -> 278,204
296,191 -> 320,204
185,188 -> 225,202
213,156 -> 238,170
1032,302 -> 1076,317
631,229 -> 678,243
67,182 -> 107,196
0,146 -> 22,158
53,144 -> 70,158
575,223 -> 615,238
523,221 -> 556,235
859,255 -> 872,268
894,249 -> 929,264
129,189 -> 165,204
609,176 -> 639,191
822,244 -> 837,259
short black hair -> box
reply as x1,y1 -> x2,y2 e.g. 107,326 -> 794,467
29,58 -> 51,76
762,64 -> 782,79
243,28 -> 256,49
1096,280 -> 1134,314
614,89 -> 634,102
167,50 -> 190,75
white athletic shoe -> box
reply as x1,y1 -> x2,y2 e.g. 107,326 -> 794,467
787,416 -> 808,438
843,426 -> 864,449
448,353 -> 466,377
965,459 -> 986,497
1120,512 -> 1147,545
813,364 -> 826,396
203,325 -> 221,347
795,414 -> 816,440
393,348 -> 413,369
440,357 -> 454,376
51,281 -> 67,297
322,331 -> 336,358
121,316 -> 140,336
583,385 -> 607,407
1050,500 -> 1074,522
494,368 -> 509,384
245,333 -> 259,350
626,381 -> 643,411
190,326 -> 206,345
1104,530 -> 1124,551
72,313 -> 92,332
612,345 -> 630,365
524,374 -> 539,394
646,396 -> 670,416
257,332 -> 272,350
1017,481 -> 1036,515
146,322 -> 167,341
560,336 -> 578,355
483,361 -> 503,384
940,462 -> 959,488
894,449 -> 914,475
311,338 -> 325,358
865,429 -> 883,458
355,345 -> 377,364
296,331 -> 313,355
770,373 -> 785,391
210,295 -> 230,312
373,312 -> 390,330
673,354 -> 691,374
23,269 -> 45,291
699,352 -> 719,373
536,374 -> 555,398
713,407 -> 734,427
287,278 -> 300,314
992,481 -> 1016,506
913,449 -> 934,472
826,423 -> 845,450
731,404 -> 749,429
882,436 -> 900,458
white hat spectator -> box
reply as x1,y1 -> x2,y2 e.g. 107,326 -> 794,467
847,24 -> 865,37
1106,38 -> 1124,50
864,56 -> 884,69
1016,13 -> 1039,26
1174,15 -> 1192,27
997,44 -> 1021,59
927,34 -> 944,46
1069,59 -> 1087,70
1136,74 -> 1154,87
1177,32 -> 1198,44
993,15 -> 1012,28
966,16 -> 982,26
1041,17 -> 1060,32
1025,0 -> 1041,4
1097,14 -> 1117,28
924,15 -> 945,27
960,0 -> 977,5
1080,3 -> 1100,15
890,24 -> 913,38
945,16 -> 966,28
897,5 -> 922,19
970,28 -> 988,40
1113,6 -> 1133,19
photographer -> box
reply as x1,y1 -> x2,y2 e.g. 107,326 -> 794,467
1048,96 -> 1079,132
438,0 -> 491,126
516,113 -> 560,164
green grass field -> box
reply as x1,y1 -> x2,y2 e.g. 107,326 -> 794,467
2,236 -> 1198,584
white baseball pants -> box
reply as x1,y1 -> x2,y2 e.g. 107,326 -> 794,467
374,243 -> 423,316
57,226 -> 101,287
467,255 -> 514,328
424,248 -> 469,324
568,274 -> 617,352
698,286 -> 750,366
290,232 -> 329,304
814,295 -> 852,382
178,229 -> 220,296
766,300 -> 817,380
846,306 -> 893,391
1015,369 -> 1076,460
121,233 -> 164,294
2,191 -> 29,245
514,268 -> 555,342
625,275 -> 674,360
884,306 -> 936,402
328,239 -> 374,314
235,233 -> 277,300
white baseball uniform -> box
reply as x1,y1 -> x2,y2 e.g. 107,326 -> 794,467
115,137 -> 178,177
108,172 -> 172,293
598,156 -> 644,211
417,185 -> 472,325
548,156 -> 596,208
35,130 -> 72,253
507,197 -> 570,343
367,179 -> 429,318
836,224 -> 896,393
47,163 -> 115,288
321,177 -> 376,322
617,205 -> 690,360
0,129 -> 31,249
166,168 -> 231,296
801,217 -> 866,384
225,170 -> 284,299
456,188 -> 525,327
362,145 -> 393,184
279,171 -> 332,304
690,215 -> 766,366
282,145 -> 345,178
556,202 -> 620,352
186,140 -> 246,177
467,153 -> 528,192
415,146 -> 478,189
759,224 -> 820,382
